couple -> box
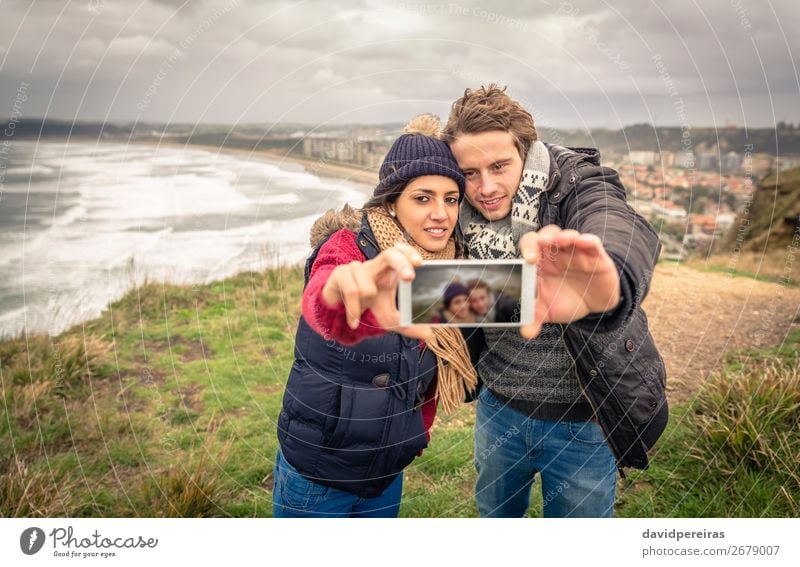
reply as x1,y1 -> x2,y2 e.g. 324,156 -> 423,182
432,279 -> 517,324
273,85 -> 669,518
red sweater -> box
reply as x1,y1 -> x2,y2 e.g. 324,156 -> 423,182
302,228 -> 438,440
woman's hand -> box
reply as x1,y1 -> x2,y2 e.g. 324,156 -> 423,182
321,243 -> 433,340
519,225 -> 621,340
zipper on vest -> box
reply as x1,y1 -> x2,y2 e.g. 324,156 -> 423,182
413,342 -> 427,411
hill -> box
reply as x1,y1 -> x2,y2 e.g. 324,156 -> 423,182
6,118 -> 800,157
1,262 -> 798,517
724,166 -> 800,254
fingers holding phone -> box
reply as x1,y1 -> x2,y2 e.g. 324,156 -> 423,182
322,244 -> 423,330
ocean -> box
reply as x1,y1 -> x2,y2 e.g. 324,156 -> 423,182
0,140 -> 372,338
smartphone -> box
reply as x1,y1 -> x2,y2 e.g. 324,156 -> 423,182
398,259 -> 536,327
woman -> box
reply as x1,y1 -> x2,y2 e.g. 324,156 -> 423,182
431,282 -> 477,324
273,115 -> 477,517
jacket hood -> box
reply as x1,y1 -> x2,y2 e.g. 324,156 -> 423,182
545,143 -> 601,170
543,143 -> 602,193
309,203 -> 363,248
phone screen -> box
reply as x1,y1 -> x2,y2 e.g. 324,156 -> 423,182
399,260 -> 533,327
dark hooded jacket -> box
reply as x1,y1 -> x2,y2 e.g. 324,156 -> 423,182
468,144 -> 668,470
543,143 -> 668,469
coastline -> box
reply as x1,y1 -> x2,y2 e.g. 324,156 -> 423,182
261,148 -> 379,187
126,138 -> 379,187
1,137 -> 379,339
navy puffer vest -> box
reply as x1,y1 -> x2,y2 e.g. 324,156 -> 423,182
277,216 -> 437,498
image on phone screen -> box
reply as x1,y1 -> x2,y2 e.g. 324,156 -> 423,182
398,260 -> 535,327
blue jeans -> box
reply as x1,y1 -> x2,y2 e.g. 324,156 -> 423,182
272,450 -> 404,518
474,387 -> 617,517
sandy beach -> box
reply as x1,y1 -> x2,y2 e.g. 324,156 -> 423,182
125,138 -> 380,187
260,148 -> 379,187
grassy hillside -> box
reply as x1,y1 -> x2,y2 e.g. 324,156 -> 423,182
1,267 -> 304,517
688,166 -> 800,286
724,166 -> 800,254
1,264 -> 798,517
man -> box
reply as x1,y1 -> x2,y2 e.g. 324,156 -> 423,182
466,278 -> 517,323
443,85 -> 668,518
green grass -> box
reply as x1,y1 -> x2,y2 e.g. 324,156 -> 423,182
1,265 -> 798,517
616,328 -> 800,517
401,410 -> 478,517
0,267 -> 303,517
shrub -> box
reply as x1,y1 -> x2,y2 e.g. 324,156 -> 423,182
691,352 -> 800,511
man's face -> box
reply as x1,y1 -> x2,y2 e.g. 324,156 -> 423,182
469,288 -> 490,316
449,130 -> 524,221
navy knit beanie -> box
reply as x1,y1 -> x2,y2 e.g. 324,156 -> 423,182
375,114 -> 465,199
443,282 -> 470,308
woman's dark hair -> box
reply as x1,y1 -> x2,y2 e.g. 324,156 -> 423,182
361,180 -> 467,258
361,179 -> 405,211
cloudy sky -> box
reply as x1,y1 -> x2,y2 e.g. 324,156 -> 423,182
1,0 -> 798,128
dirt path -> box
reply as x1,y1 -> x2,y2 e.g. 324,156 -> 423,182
643,264 -> 800,403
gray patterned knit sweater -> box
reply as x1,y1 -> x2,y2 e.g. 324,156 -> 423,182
479,324 -> 594,421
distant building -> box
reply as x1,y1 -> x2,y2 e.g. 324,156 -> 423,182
721,151 -> 741,172
349,127 -> 387,140
689,214 -> 720,236
697,152 -> 719,171
650,199 -> 688,220
676,150 -> 695,169
302,135 -> 385,169
629,150 -> 657,166
715,212 -> 736,230
659,151 -> 676,168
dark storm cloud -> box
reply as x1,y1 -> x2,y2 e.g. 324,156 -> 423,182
0,0 -> 797,127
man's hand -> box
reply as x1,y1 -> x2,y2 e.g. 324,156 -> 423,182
321,243 -> 433,341
519,225 -> 621,339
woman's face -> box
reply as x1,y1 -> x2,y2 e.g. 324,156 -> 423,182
390,175 -> 460,253
448,294 -> 471,318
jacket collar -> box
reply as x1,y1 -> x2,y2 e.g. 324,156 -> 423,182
542,143 -> 602,202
